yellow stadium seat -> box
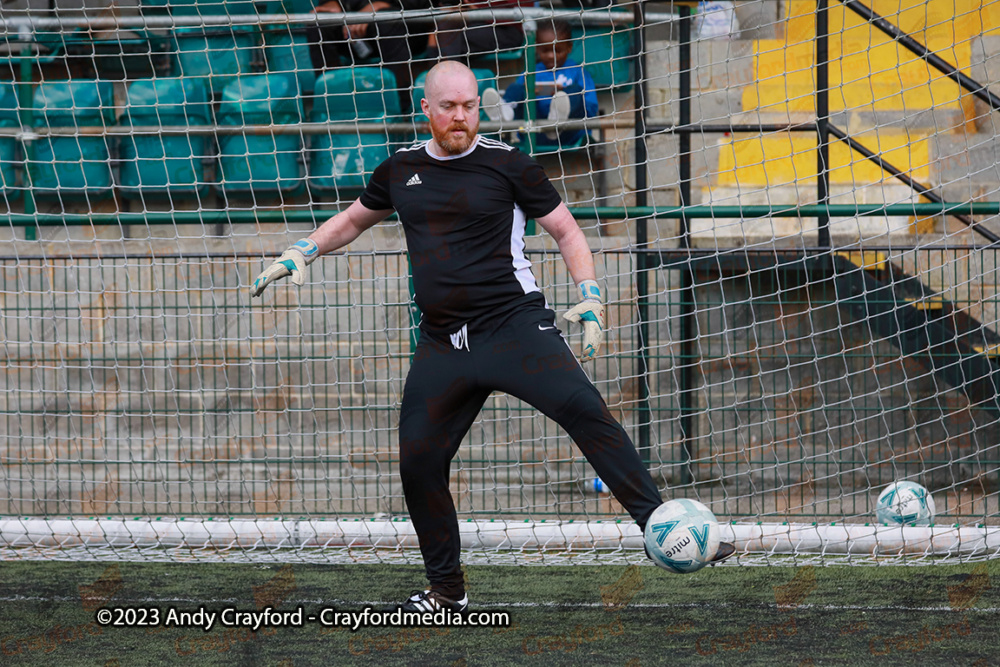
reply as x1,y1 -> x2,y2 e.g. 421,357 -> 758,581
980,1 -> 1000,35
744,0 -> 975,116
715,131 -> 930,188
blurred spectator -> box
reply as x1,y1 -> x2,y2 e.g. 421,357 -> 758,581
307,0 -> 432,95
694,1 -> 741,39
482,20 -> 597,147
429,0 -> 533,62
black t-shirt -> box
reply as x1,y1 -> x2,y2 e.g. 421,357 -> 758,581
360,136 -> 563,333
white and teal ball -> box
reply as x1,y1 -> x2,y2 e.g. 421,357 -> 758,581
875,481 -> 936,526
644,499 -> 721,574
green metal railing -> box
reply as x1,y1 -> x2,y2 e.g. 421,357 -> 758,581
2,202 -> 997,226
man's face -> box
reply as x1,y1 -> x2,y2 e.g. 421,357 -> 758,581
422,72 -> 480,155
536,29 -> 572,70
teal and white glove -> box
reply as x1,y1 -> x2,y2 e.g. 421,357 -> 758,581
562,279 -> 605,363
250,239 -> 320,297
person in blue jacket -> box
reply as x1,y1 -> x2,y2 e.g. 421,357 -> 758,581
482,19 -> 598,147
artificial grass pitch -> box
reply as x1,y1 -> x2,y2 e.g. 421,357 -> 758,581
0,559 -> 997,666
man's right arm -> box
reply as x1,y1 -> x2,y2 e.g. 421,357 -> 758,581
250,200 -> 392,298
309,199 -> 393,255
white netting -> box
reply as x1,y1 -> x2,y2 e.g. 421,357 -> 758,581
0,1 -> 999,564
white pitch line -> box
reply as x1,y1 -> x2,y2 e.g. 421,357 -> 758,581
0,595 -> 243,604
2,595 -> 997,614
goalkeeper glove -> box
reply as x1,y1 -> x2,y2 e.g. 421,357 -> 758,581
250,239 -> 320,297
562,279 -> 605,363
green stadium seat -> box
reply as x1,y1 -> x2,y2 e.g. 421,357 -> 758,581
262,0 -> 314,13
172,25 -> 258,96
569,26 -> 633,91
140,0 -> 258,15
264,30 -> 316,95
309,67 -> 400,195
262,0 -> 316,97
0,82 -> 19,199
409,68 -> 498,143
32,26 -> 166,78
29,79 -> 115,199
470,47 -> 525,71
217,73 -> 304,196
119,78 -> 212,199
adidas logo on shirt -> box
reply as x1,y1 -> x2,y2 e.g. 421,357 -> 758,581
406,174 -> 423,186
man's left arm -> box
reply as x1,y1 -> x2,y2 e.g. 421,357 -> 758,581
536,203 -> 604,362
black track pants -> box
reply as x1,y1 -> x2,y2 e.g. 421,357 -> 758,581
398,304 -> 663,598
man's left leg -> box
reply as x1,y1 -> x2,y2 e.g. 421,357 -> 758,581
483,309 -> 662,530
484,307 -> 736,562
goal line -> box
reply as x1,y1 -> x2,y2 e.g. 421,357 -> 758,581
3,518 -> 998,560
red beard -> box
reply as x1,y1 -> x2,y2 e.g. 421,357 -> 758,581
431,120 -> 477,155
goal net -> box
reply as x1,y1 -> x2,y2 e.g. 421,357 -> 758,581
1,0 -> 999,565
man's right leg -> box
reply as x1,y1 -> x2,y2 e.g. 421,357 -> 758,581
398,334 -> 489,602
482,309 -> 735,563
481,309 -> 663,530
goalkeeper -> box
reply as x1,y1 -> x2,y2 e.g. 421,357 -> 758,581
252,61 -> 734,615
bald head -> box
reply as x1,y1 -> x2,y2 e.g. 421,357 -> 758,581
421,60 -> 481,156
424,60 -> 478,105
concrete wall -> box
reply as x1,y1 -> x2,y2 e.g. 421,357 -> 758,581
1,243 -> 997,522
